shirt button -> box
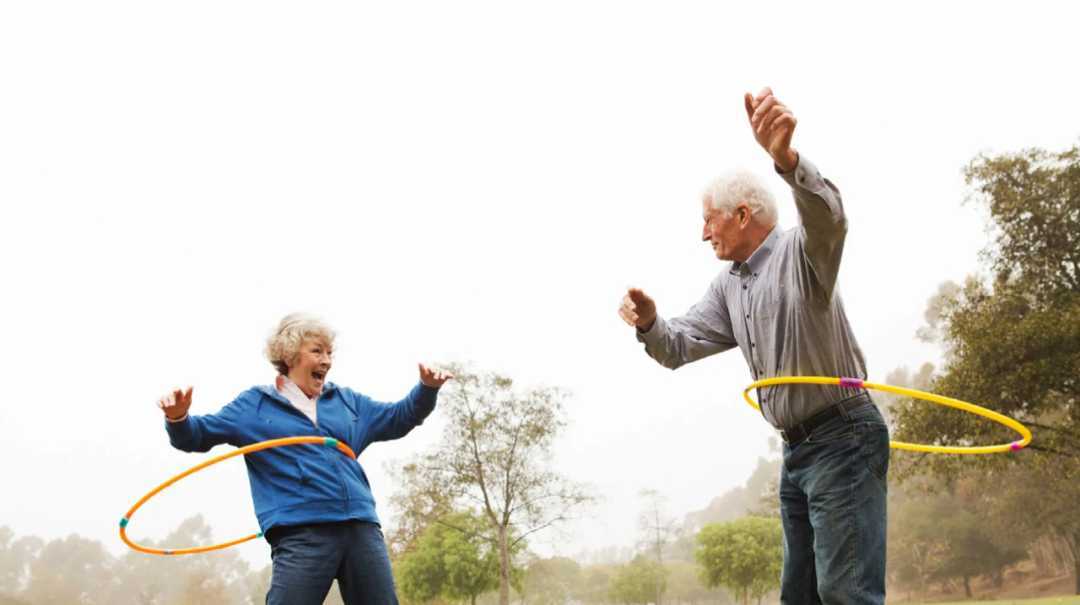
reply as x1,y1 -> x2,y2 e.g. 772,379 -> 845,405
742,285 -> 748,290
751,342 -> 756,348
746,314 -> 750,319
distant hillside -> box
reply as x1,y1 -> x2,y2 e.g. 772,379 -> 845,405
683,455 -> 780,532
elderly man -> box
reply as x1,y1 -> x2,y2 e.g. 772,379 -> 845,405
619,88 -> 889,604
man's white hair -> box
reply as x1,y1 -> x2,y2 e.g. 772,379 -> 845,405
703,170 -> 778,227
265,313 -> 337,375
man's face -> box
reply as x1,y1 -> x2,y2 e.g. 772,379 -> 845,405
702,197 -> 749,261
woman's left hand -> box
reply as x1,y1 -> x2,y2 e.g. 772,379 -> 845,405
418,363 -> 454,388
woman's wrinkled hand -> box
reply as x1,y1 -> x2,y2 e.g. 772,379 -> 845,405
418,364 -> 454,388
158,387 -> 193,421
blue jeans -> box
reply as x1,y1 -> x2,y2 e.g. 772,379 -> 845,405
779,398 -> 889,605
265,520 -> 398,605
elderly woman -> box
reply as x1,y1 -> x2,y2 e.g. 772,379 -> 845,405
158,313 -> 451,605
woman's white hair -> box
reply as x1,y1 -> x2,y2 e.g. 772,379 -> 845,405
265,313 -> 336,375
703,170 -> 778,228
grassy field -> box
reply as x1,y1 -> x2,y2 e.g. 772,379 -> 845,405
901,597 -> 1080,605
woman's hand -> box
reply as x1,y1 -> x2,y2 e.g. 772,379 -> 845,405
158,387 -> 193,421
418,364 -> 454,388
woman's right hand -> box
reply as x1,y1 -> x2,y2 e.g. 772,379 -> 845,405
158,387 -> 193,421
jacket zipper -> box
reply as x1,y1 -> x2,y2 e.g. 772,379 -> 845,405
264,388 -> 351,499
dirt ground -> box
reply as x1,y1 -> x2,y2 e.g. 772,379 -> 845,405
891,571 -> 1075,602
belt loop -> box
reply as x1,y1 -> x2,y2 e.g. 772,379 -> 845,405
838,400 -> 852,421
838,390 -> 869,420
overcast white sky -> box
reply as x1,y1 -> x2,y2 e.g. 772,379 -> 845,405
2,0 -> 1079,569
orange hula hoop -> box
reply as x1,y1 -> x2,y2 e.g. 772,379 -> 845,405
119,436 -> 357,555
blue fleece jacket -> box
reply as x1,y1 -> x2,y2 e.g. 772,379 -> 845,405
164,381 -> 438,532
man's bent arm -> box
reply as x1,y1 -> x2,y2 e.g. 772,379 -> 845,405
636,278 -> 737,369
779,155 -> 848,301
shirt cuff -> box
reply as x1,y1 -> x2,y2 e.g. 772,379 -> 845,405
412,382 -> 439,422
778,154 -> 826,193
164,413 -> 196,445
418,382 -> 441,395
635,316 -> 667,347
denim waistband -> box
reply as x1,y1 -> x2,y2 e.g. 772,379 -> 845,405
780,392 -> 876,445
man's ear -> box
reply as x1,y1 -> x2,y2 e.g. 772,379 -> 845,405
738,204 -> 750,226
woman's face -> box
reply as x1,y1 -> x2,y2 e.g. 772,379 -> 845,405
287,337 -> 332,398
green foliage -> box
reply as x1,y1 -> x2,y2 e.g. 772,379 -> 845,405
963,145 -> 1080,297
609,555 -> 666,605
893,144 -> 1080,469
664,560 -> 733,604
521,556 -> 581,605
694,517 -> 781,604
577,564 -> 617,604
391,364 -> 593,605
888,480 -> 1026,598
397,511 -> 500,605
920,598 -> 1080,605
890,142 -> 1080,596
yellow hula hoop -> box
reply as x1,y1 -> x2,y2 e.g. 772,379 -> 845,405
119,436 -> 357,555
743,376 -> 1032,455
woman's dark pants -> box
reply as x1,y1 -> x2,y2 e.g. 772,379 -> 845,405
265,520 -> 398,605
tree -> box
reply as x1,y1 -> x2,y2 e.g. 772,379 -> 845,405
609,555 -> 666,605
397,532 -> 444,605
886,480 -> 944,600
397,510 -> 500,605
891,143 -> 1080,593
521,556 -> 582,605
636,489 -> 680,605
391,365 -> 593,605
965,144 -> 1080,296
0,527 -> 40,599
932,515 -> 1026,598
888,478 -> 1026,600
114,515 -> 251,605
664,560 -> 732,605
694,517 -> 781,605
1,519 -> 278,605
23,534 -> 116,604
245,566 -> 272,605
577,563 -> 617,604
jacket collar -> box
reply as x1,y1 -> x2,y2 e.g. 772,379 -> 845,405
256,381 -> 338,405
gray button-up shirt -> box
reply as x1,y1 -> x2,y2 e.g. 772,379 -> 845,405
637,156 -> 868,430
